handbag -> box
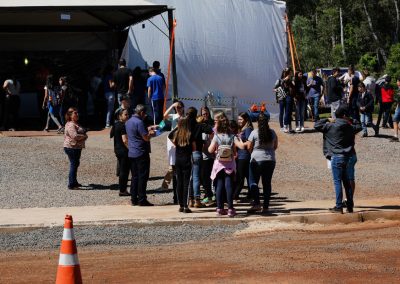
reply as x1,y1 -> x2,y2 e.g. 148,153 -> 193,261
276,86 -> 287,101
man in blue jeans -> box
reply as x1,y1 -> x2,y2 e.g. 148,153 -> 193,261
125,104 -> 157,206
314,104 -> 362,213
147,67 -> 165,124
307,69 -> 323,122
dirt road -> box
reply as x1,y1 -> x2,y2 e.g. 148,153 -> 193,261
2,220 -> 399,283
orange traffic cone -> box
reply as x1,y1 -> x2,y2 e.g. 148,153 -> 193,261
56,215 -> 82,284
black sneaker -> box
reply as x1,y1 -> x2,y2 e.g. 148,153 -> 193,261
329,206 -> 343,214
346,206 -> 354,213
131,200 -> 138,206
373,125 -> 379,136
138,200 -> 154,206
178,207 -> 184,212
183,207 -> 192,213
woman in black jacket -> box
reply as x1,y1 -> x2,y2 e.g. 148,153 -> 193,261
110,108 -> 131,196
356,82 -> 376,137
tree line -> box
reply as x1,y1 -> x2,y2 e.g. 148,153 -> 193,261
286,0 -> 400,79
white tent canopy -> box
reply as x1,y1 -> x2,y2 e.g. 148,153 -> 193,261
123,0 -> 287,113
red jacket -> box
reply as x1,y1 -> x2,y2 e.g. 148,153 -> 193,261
381,86 -> 394,103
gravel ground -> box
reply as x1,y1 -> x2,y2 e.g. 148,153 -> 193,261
0,120 -> 399,209
0,223 -> 247,251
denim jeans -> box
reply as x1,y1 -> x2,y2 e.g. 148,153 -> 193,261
278,99 -> 286,128
234,158 -> 250,198
284,96 -> 293,126
330,100 -> 341,120
64,147 -> 82,188
249,160 -> 276,209
215,171 -> 234,209
130,154 -> 150,203
104,91 -> 115,126
330,155 -> 353,208
296,99 -> 306,127
360,112 -> 370,134
311,96 -> 320,120
189,151 -> 203,198
201,158 -> 214,198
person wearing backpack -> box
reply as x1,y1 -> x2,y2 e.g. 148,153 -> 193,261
208,112 -> 245,217
246,112 -> 278,214
42,74 -> 63,133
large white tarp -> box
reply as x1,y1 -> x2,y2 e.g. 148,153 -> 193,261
123,0 -> 287,113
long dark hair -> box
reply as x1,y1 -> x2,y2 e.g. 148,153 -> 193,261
186,106 -> 198,131
258,112 -> 272,145
46,74 -> 54,90
238,112 -> 253,132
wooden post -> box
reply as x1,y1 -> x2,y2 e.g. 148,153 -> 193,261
168,9 -> 178,100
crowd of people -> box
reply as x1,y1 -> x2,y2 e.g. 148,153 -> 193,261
0,58 -> 388,216
274,65 -> 400,142
60,61 -> 400,217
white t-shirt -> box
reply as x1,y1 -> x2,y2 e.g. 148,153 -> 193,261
363,76 -> 376,96
4,79 -> 20,96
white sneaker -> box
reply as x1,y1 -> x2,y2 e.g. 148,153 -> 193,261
300,127 -> 305,132
280,127 -> 285,132
283,126 -> 289,133
295,127 -> 300,132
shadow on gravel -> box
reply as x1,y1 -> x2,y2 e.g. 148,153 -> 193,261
288,208 -> 326,212
373,134 -> 395,139
357,205 -> 400,210
75,184 -> 120,190
148,176 -> 164,181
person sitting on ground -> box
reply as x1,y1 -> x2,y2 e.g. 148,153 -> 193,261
314,104 -> 362,214
110,108 -> 131,196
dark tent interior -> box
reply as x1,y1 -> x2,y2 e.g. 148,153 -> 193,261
0,2 -> 169,129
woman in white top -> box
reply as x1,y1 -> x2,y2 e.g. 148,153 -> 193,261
161,101 -> 185,200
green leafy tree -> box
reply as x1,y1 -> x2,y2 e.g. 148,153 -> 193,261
385,43 -> 400,79
358,53 -> 378,71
